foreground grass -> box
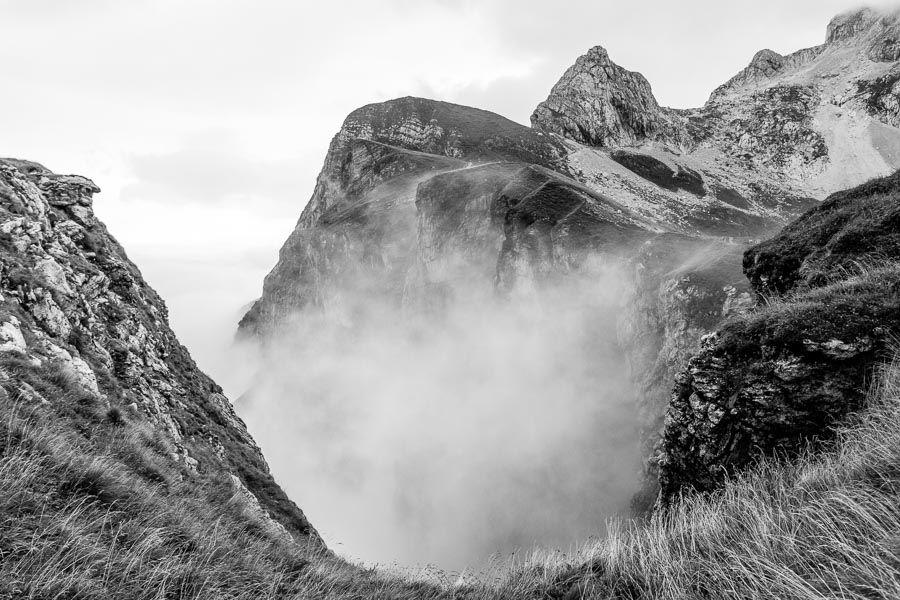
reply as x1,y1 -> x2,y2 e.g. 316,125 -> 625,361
3,351 -> 900,599
0,357 -> 451,599
513,355 -> 900,599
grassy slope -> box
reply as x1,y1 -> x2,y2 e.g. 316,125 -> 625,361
5,341 -> 900,599
509,356 -> 900,599
0,354 -> 454,599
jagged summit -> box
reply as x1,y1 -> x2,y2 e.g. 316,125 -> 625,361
530,45 -> 688,148
711,6 -> 900,101
708,49 -> 788,97
826,6 -> 897,44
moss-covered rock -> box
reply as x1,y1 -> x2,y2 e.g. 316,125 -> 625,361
658,169 -> 900,503
744,170 -> 900,296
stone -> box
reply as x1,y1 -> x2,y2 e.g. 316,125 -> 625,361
35,257 -> 73,297
0,316 -> 27,354
29,289 -> 71,339
39,174 -> 100,207
44,343 -> 100,395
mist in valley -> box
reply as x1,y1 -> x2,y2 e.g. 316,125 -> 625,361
232,260 -> 643,571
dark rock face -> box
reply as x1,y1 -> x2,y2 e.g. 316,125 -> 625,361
855,72 -> 900,128
619,236 -> 755,509
0,159 -> 317,540
531,46 -> 688,148
827,7 -> 883,44
240,149 -> 654,337
657,170 -> 900,502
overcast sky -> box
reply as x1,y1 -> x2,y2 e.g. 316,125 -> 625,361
1,0 -> 895,390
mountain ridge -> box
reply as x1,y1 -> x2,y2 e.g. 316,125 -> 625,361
239,5 -> 900,516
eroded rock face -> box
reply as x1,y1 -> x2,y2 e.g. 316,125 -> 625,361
617,236 -> 755,509
531,46 -> 689,148
657,170 -> 900,502
296,97 -> 569,230
0,159 -> 317,541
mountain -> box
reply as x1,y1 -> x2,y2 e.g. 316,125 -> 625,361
6,5 -> 900,598
240,7 -> 900,507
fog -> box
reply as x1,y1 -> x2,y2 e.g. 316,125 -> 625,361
233,260 -> 642,571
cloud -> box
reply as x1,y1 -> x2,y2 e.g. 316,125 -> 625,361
443,63 -> 560,126
121,130 -> 307,211
236,257 -> 642,571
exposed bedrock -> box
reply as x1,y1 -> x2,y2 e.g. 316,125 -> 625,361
657,170 -> 900,502
531,45 -> 690,148
0,158 -> 317,541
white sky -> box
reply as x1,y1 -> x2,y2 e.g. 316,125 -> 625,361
1,0 -> 896,390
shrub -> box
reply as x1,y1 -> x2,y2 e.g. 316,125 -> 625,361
105,406 -> 125,426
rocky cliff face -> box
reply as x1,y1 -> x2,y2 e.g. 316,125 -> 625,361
239,98 -> 666,337
247,7 -> 900,332
242,7 -> 900,508
0,158 -> 316,540
657,169 -> 900,501
531,46 -> 689,148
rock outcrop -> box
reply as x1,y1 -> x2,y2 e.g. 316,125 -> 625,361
531,46 -> 689,148
657,169 -> 900,501
0,159 -> 317,540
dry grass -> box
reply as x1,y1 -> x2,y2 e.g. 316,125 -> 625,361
498,354 -> 900,599
3,348 -> 900,598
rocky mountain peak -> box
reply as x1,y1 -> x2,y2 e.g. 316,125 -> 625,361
737,49 -> 785,83
824,7 -> 900,62
826,7 -> 883,44
531,45 -> 687,148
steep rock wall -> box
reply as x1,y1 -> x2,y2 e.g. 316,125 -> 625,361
657,169 -> 900,502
